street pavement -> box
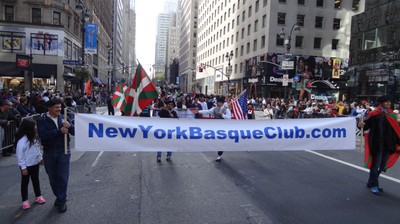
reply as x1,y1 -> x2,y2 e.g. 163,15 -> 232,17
0,107 -> 399,224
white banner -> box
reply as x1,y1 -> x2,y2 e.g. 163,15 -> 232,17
75,114 -> 356,152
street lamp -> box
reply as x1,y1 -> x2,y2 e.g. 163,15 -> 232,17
225,51 -> 233,95
279,23 -> 301,99
107,43 -> 113,92
75,0 -> 90,66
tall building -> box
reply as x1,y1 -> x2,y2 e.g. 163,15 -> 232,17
0,0 -> 113,93
166,12 -> 180,85
349,0 -> 400,102
178,0 -> 198,93
154,13 -> 174,75
195,0 -> 364,100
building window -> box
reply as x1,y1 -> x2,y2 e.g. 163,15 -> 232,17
254,20 -> 258,32
315,16 -> 323,28
255,0 -> 259,12
248,6 -> 252,18
352,0 -> 360,10
240,62 -> 243,73
32,8 -> 41,24
334,0 -> 341,9
295,36 -> 304,48
261,35 -> 266,48
253,39 -> 257,51
247,24 -> 251,36
298,0 -> 305,5
5,5 -> 14,21
316,0 -> 323,7
242,11 -> 245,22
53,11 -> 61,25
332,39 -> 339,50
237,15 -> 240,25
314,37 -> 322,49
276,34 -> 284,46
240,45 -> 244,56
279,0 -> 286,3
235,48 -> 238,58
246,42 -> 250,53
262,15 -> 266,27
278,12 -> 286,25
241,28 -> 245,39
297,15 -> 305,26
263,0 -> 268,7
236,31 -> 239,41
333,18 -> 341,30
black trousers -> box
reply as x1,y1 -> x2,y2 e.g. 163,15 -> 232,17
21,164 -> 41,201
218,151 -> 223,156
368,150 -> 391,188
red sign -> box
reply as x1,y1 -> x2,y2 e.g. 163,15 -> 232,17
17,58 -> 29,68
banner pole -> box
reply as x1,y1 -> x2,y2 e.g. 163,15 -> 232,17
64,108 -> 68,155
360,114 -> 364,152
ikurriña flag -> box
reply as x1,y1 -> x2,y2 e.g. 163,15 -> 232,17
125,63 -> 158,116
111,82 -> 130,112
231,90 -> 248,120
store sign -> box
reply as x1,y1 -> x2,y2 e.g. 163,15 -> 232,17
281,60 -> 294,70
16,54 -> 30,70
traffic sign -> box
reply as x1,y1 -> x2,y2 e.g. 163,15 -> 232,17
63,60 -> 81,65
281,60 -> 294,70
282,74 -> 289,86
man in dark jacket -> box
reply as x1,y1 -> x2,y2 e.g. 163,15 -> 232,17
358,95 -> 400,195
37,99 -> 75,212
0,99 -> 20,156
156,100 -> 178,162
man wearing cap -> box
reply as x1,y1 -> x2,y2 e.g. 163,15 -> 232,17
0,99 -> 20,156
196,96 -> 231,161
37,99 -> 75,212
358,95 -> 400,195
156,100 -> 178,162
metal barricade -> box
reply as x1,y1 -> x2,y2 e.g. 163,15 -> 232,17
75,105 -> 96,114
0,120 -> 18,152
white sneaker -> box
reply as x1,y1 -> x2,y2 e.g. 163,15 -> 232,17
216,156 -> 222,161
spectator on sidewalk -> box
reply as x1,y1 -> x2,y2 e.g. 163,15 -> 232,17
0,99 -> 20,156
15,119 -> 46,209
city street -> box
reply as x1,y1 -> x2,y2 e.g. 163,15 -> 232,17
0,109 -> 399,224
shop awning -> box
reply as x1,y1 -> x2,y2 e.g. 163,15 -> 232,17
63,72 -> 76,77
90,75 -> 103,85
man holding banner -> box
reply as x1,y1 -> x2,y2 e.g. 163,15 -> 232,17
156,100 -> 178,162
197,96 -> 231,161
358,95 -> 400,195
37,99 -> 75,212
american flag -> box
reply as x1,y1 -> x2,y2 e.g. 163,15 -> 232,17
231,90 -> 248,120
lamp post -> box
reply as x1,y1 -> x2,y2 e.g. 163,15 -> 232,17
279,23 -> 300,100
107,43 -> 113,93
75,0 -> 90,67
225,51 -> 233,96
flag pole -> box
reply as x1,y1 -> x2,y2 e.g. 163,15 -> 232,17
360,114 -> 364,152
64,107 -> 68,155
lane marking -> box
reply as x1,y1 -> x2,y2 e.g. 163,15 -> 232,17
91,151 -> 104,167
306,150 -> 400,184
200,152 -> 211,163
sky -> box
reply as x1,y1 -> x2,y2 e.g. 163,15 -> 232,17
135,0 -> 165,71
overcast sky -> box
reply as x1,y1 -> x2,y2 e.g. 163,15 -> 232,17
135,0 -> 165,71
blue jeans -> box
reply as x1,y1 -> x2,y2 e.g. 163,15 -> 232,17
43,150 -> 70,206
157,152 -> 172,157
368,150 -> 391,188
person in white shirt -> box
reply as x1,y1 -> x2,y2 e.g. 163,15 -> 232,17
196,97 -> 231,161
263,103 -> 274,119
15,119 -> 46,210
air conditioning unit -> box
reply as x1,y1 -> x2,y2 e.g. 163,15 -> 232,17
44,0 -> 51,6
64,3 -> 69,11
